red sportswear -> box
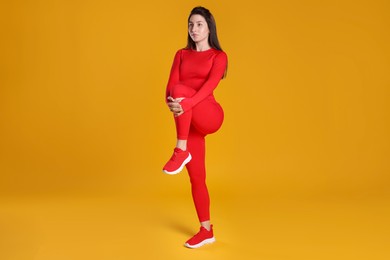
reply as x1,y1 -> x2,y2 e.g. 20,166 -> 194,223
165,47 -> 227,223
165,48 -> 227,113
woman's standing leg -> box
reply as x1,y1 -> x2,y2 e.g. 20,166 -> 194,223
184,127 -> 216,248
183,99 -> 224,248
186,99 -> 224,226
186,127 -> 210,225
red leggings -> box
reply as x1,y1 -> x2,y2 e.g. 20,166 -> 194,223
170,84 -> 224,222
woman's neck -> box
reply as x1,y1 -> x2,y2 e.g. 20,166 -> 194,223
195,42 -> 211,52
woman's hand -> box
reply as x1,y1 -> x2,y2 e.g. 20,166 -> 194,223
167,96 -> 184,117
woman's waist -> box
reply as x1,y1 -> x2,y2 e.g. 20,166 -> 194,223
181,79 -> 205,89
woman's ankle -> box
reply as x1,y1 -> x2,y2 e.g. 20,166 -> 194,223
200,221 -> 211,231
176,139 -> 187,151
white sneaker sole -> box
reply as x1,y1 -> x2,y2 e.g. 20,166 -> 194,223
184,237 -> 216,249
163,153 -> 192,175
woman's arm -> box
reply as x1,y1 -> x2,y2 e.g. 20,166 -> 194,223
179,51 -> 227,112
165,50 -> 182,101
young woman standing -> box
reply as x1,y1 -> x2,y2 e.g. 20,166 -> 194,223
162,6 -> 228,249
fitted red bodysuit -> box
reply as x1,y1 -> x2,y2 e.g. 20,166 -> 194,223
165,48 -> 227,222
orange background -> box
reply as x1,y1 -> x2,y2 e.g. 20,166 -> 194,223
0,0 -> 389,259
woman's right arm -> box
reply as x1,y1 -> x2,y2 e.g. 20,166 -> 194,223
165,50 -> 181,101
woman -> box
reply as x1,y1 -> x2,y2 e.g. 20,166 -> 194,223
162,6 -> 228,249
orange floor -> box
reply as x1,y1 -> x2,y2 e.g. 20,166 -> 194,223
1,186 -> 389,260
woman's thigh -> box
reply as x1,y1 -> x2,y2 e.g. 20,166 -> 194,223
191,99 -> 224,135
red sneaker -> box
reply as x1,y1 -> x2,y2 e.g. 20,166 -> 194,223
163,148 -> 192,175
184,225 -> 215,249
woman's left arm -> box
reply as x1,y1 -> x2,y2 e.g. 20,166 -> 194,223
179,52 -> 227,112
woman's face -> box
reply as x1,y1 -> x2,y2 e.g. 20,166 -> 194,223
188,14 -> 210,45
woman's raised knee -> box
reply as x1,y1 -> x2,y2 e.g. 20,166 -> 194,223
170,84 -> 196,99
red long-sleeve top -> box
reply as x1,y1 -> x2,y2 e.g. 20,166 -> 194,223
165,48 -> 228,112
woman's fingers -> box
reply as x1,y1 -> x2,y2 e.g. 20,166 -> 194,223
167,96 -> 185,102
167,97 -> 184,114
171,107 -> 183,113
168,102 -> 181,109
168,102 -> 183,114
173,109 -> 183,116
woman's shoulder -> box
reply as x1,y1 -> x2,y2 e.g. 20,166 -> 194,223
211,49 -> 227,62
213,49 -> 227,58
211,48 -> 226,54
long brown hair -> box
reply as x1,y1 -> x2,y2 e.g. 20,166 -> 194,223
186,6 -> 227,78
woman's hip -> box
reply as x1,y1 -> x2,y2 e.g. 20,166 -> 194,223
191,99 -> 224,135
